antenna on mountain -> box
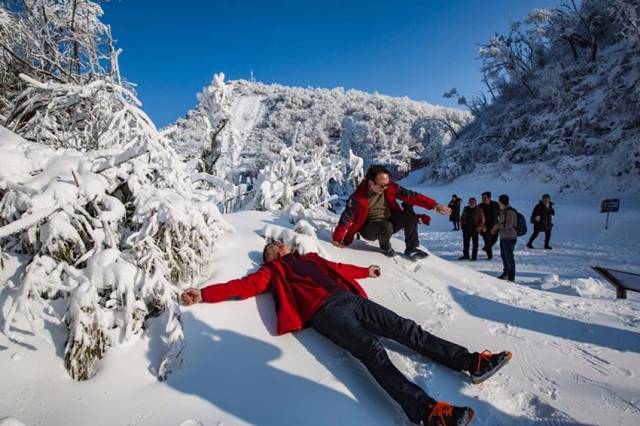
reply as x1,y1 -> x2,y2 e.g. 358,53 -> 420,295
250,69 -> 255,82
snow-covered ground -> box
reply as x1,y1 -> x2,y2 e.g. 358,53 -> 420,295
2,173 -> 639,425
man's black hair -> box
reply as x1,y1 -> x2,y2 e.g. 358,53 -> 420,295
262,242 -> 271,263
482,191 -> 492,198
498,194 -> 510,205
542,193 -> 551,199
366,165 -> 390,181
469,197 -> 477,203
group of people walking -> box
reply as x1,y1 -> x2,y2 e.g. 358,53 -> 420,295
182,165 -> 515,426
449,192 -> 555,283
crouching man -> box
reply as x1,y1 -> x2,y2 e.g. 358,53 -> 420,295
332,165 -> 451,259
181,241 -> 512,425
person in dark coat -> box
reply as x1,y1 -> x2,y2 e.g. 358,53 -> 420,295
527,194 -> 555,249
459,197 -> 486,261
448,195 -> 462,231
180,241 -> 513,426
478,191 -> 500,260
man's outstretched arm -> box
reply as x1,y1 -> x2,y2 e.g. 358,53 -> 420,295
181,267 -> 273,306
395,184 -> 450,215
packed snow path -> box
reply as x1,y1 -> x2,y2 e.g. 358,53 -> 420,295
1,211 -> 639,425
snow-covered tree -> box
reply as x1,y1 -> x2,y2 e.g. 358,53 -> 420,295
0,0 -> 118,119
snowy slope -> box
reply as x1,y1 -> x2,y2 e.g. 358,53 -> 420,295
2,203 -> 639,425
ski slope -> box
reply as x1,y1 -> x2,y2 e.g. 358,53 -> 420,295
1,203 -> 639,425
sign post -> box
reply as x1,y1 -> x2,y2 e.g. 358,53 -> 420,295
600,198 -> 620,230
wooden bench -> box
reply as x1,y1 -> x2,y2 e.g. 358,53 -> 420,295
592,266 -> 640,299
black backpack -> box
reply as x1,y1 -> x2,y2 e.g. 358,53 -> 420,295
508,207 -> 528,237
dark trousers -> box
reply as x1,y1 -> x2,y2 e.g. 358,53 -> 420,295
359,206 -> 419,251
499,238 -> 517,280
528,229 -> 551,247
462,228 -> 479,259
482,231 -> 498,258
309,292 -> 472,424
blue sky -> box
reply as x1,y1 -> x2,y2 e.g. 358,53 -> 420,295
102,0 -> 560,127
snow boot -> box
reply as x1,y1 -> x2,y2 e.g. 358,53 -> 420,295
469,350 -> 513,384
422,401 -> 474,426
526,243 -> 534,249
405,247 -> 429,260
497,274 -> 508,280
458,256 -> 470,260
544,245 -> 552,250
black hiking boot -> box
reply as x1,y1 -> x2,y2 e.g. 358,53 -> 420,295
497,274 -> 508,280
405,247 -> 429,260
380,246 -> 396,257
422,401 -> 474,426
544,245 -> 552,250
526,243 -> 534,249
469,350 -> 513,384
458,256 -> 470,260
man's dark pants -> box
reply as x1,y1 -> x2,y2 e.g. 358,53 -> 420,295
499,238 -> 517,281
309,292 -> 472,424
462,228 -> 479,259
528,229 -> 551,247
482,231 -> 497,258
358,207 -> 419,251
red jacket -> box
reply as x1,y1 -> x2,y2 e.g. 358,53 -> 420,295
200,252 -> 370,335
332,179 -> 438,245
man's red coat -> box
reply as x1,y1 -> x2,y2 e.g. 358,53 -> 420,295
200,252 -> 370,335
332,179 -> 438,245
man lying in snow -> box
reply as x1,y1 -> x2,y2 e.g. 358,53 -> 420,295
181,241 -> 512,426
332,165 -> 450,259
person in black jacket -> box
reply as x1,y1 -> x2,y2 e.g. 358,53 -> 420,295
478,191 -> 500,259
448,194 -> 461,231
527,194 -> 555,249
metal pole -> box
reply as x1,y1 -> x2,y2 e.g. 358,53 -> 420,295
605,211 -> 610,230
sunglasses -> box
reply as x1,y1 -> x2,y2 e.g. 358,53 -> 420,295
372,181 -> 390,190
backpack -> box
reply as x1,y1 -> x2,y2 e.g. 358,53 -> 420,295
509,207 -> 528,237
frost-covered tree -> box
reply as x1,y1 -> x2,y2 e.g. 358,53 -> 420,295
0,0 -> 118,119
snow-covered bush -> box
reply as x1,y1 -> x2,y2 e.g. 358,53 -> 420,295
7,74 -> 153,150
247,145 -> 343,212
0,109 -> 229,381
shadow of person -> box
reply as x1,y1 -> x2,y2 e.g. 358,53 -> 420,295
158,311 -> 371,426
449,287 -> 640,353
